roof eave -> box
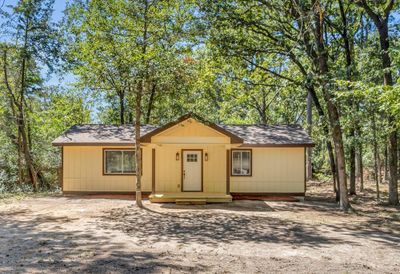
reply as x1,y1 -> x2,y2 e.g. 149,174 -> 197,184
239,143 -> 315,147
51,142 -> 135,147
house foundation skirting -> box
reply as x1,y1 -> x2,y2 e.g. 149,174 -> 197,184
62,191 -> 305,202
63,191 -> 152,197
230,192 -> 305,196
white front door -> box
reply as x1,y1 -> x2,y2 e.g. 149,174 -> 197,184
182,150 -> 202,192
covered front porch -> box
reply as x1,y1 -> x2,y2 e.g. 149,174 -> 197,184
147,143 -> 232,203
140,115 -> 242,204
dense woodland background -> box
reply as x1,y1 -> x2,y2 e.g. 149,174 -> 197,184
0,0 -> 399,210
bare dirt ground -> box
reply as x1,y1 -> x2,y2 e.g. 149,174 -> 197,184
0,181 -> 399,273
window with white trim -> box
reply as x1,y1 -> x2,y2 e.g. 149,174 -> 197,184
232,150 -> 252,176
104,149 -> 136,174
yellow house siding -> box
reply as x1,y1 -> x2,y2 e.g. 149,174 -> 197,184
63,145 -> 304,194
150,119 -> 229,195
203,145 -> 226,193
63,146 -> 152,192
151,118 -> 230,144
61,117 -> 306,196
230,147 -> 305,193
154,144 -> 227,194
154,146 -> 180,192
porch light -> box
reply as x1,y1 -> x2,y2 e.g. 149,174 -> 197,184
205,152 -> 208,161
176,152 -> 180,161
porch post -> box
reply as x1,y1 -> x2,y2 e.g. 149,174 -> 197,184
226,149 -> 230,195
152,148 -> 155,194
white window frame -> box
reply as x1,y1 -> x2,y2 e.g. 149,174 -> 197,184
231,149 -> 252,176
103,149 -> 136,175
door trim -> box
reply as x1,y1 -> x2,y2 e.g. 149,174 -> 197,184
181,149 -> 203,192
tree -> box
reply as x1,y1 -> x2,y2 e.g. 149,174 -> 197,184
201,0 -> 352,210
66,0 -> 193,207
356,0 -> 398,205
0,0 -> 59,191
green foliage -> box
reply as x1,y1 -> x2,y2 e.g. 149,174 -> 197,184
0,0 -> 91,191
64,0 -> 196,124
1,0 -> 399,194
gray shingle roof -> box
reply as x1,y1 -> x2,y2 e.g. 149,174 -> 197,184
52,124 -> 157,145
220,125 -> 313,146
53,123 -> 313,146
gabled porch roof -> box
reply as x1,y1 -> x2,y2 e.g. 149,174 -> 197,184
139,112 -> 244,144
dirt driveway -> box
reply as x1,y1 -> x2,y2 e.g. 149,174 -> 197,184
1,182 -> 400,273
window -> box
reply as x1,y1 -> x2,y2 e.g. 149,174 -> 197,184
186,154 -> 198,162
104,149 -> 136,175
232,150 -> 252,176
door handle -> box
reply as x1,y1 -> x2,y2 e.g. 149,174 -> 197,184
183,170 -> 186,178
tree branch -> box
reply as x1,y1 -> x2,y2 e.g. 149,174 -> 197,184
355,0 -> 382,27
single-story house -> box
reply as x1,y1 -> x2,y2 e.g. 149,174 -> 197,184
52,113 -> 314,202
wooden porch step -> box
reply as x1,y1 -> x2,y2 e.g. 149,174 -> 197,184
175,199 -> 207,205
149,193 -> 232,203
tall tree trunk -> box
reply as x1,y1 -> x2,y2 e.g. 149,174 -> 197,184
357,144 -> 364,192
357,13 -> 367,193
313,0 -> 350,210
19,20 -> 39,191
18,130 -> 24,184
339,0 -> 356,195
27,117 -> 32,151
119,91 -> 125,124
326,97 -> 349,209
3,46 -> 39,190
288,29 -> 338,194
306,92 -> 313,181
388,123 -> 398,204
258,89 -> 268,124
18,108 -> 38,191
372,113 -> 380,200
384,145 -> 388,181
135,86 -> 143,208
357,0 -> 398,205
355,108 -> 364,192
145,83 -> 156,124
135,0 -> 150,208
349,132 -> 356,195
306,86 -> 338,198
378,147 -> 382,187
398,142 -> 400,176
380,28 -> 398,204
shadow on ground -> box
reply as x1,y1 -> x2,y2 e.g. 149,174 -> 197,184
100,201 -> 347,248
99,199 -> 400,249
2,182 -> 400,273
0,212 -> 205,273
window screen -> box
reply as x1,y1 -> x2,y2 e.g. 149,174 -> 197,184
104,150 -> 136,174
232,150 -> 251,176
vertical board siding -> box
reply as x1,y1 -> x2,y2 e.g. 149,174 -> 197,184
63,146 -> 305,193
226,149 -> 230,194
63,146 -> 152,192
60,146 -> 64,191
230,147 -> 305,193
152,148 -> 155,193
62,118 -> 305,194
151,119 -> 230,144
154,144 -> 227,194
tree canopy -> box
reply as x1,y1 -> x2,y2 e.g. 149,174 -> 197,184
0,0 -> 399,209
